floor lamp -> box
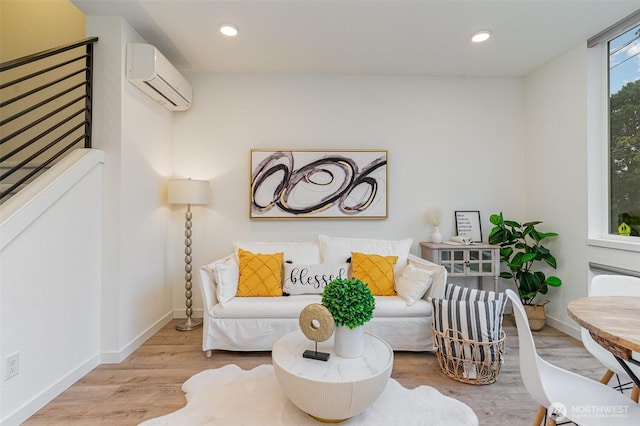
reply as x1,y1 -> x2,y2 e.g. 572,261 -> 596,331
168,178 -> 210,331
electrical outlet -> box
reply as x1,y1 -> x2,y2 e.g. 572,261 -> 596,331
5,352 -> 19,380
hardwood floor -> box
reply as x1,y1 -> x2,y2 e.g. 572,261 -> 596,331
23,317 -> 616,425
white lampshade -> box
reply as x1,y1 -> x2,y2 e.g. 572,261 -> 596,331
167,179 -> 210,205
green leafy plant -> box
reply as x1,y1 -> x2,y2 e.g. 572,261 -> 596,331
488,212 -> 562,305
322,278 -> 375,329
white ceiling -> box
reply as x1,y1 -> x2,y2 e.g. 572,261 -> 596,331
71,0 -> 639,77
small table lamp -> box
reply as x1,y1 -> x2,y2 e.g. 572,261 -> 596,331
168,178 -> 210,331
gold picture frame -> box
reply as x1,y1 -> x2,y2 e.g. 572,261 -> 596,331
250,149 -> 388,219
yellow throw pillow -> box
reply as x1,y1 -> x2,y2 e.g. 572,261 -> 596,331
351,252 -> 398,296
236,248 -> 284,297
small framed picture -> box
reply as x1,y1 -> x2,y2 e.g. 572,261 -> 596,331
455,211 -> 482,242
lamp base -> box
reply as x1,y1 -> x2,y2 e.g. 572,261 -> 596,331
175,317 -> 203,331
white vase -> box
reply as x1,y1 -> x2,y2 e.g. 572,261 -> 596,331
334,325 -> 365,358
431,226 -> 443,243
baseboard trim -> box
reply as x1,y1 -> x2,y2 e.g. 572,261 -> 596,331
545,315 -> 581,340
3,312 -> 177,425
1,354 -> 100,426
100,312 -> 173,364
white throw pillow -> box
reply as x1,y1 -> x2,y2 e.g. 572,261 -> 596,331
282,263 -> 349,295
318,235 -> 413,278
396,264 -> 434,305
233,241 -> 321,264
213,256 -> 239,306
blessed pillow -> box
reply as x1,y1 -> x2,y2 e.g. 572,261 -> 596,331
395,264 -> 434,305
212,256 -> 240,306
234,241 -> 320,264
431,298 -> 504,362
351,252 -> 398,296
282,263 -> 349,295
318,235 -> 412,279
236,249 -> 284,297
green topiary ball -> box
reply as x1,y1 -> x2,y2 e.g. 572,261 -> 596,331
321,278 -> 375,329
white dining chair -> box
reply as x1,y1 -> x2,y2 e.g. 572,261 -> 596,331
506,289 -> 640,426
581,274 -> 640,403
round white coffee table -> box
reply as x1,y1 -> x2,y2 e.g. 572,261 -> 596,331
272,330 -> 393,423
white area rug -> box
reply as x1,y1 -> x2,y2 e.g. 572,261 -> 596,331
140,364 -> 478,426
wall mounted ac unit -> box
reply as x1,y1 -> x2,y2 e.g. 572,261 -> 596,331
126,43 -> 192,111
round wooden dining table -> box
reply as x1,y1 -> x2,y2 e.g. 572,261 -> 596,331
567,296 -> 640,388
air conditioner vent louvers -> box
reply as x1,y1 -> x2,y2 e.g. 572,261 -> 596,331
143,80 -> 178,107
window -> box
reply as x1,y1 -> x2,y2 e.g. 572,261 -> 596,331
608,21 -> 640,237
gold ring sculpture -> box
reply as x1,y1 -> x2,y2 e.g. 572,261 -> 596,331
299,303 -> 335,342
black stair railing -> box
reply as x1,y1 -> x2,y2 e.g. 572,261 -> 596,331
0,37 -> 98,202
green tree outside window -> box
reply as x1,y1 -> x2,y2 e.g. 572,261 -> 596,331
609,25 -> 640,237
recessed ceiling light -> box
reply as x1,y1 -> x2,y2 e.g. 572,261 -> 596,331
220,23 -> 239,37
471,30 -> 491,43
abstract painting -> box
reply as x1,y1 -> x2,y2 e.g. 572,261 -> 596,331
250,150 -> 388,219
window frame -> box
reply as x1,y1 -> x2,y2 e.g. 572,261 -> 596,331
587,10 -> 640,250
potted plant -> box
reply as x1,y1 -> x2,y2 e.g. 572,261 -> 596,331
488,212 -> 562,330
322,278 -> 375,358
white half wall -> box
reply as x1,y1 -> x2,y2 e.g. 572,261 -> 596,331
172,73 -> 527,312
0,150 -> 103,425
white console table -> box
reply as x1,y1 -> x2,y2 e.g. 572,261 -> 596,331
420,242 -> 500,292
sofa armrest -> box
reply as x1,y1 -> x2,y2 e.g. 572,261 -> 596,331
407,254 -> 447,300
199,258 -> 224,312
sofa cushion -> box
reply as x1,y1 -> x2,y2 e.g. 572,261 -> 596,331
212,294 -> 323,318
236,249 -> 283,297
395,263 -> 434,305
373,296 -> 432,317
318,235 -> 412,279
234,241 -> 320,264
282,263 -> 349,295
351,252 -> 397,296
211,294 -> 431,319
212,256 -> 240,306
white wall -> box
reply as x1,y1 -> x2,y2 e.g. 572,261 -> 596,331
87,16 -> 174,362
173,73 -> 527,312
0,151 -> 103,425
525,42 -> 640,338
524,44 -> 590,337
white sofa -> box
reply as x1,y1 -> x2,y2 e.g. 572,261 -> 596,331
198,235 -> 447,357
